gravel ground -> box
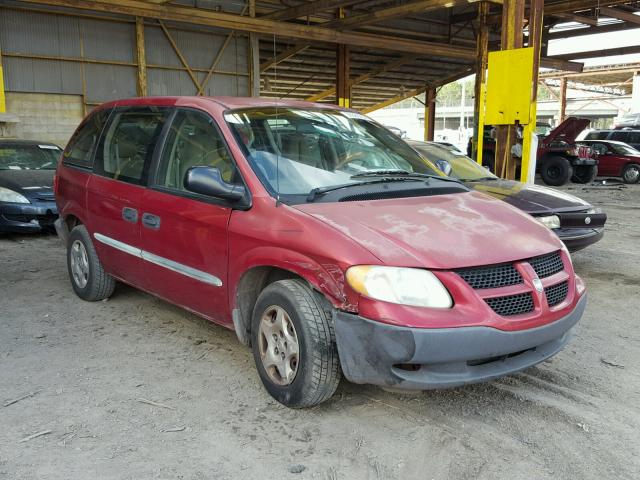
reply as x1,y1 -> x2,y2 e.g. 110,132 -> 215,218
1,182 -> 639,480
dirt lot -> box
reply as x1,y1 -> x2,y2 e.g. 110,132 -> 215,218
1,182 -> 639,480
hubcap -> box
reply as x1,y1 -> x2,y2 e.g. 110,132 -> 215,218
625,167 -> 640,183
70,240 -> 89,288
258,305 -> 300,386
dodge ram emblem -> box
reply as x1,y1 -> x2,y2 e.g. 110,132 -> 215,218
533,278 -> 544,293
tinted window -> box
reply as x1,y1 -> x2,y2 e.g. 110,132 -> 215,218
63,109 -> 110,168
156,109 -> 236,190
95,107 -> 170,185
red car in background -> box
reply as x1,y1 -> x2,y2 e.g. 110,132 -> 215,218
54,96 -> 587,408
577,140 -> 640,184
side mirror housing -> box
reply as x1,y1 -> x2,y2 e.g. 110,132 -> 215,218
184,166 -> 245,201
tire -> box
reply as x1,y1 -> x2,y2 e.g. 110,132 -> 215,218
251,279 -> 340,408
622,163 -> 640,184
540,156 -> 573,186
571,164 -> 598,184
67,225 -> 116,301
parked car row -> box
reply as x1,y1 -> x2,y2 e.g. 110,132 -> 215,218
0,140 -> 61,233
48,96 -> 591,408
467,118 -> 640,185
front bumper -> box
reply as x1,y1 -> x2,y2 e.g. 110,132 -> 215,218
555,227 -> 604,252
334,293 -> 586,390
0,202 -> 58,233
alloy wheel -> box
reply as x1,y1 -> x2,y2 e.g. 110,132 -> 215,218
258,305 -> 300,386
70,240 -> 89,288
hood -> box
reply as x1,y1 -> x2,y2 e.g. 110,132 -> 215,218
294,191 -> 562,270
542,117 -> 590,145
467,179 -> 591,214
0,169 -> 55,200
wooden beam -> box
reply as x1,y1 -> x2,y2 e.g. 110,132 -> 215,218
540,64 -> 640,79
548,19 -> 639,39
599,6 -> 640,25
264,0 -> 364,21
424,87 -> 436,141
545,0 -> 630,15
20,0 -> 476,59
158,20 -> 201,91
306,55 -> 413,102
260,44 -> 310,72
559,77 -> 568,122
553,12 -> 598,26
135,17 -> 147,96
552,45 -> 640,60
540,57 -> 583,72
360,67 -> 473,113
336,43 -> 351,107
472,1 -> 489,160
323,0 -> 499,30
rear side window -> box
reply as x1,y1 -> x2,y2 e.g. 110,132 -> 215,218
63,109 -> 110,169
608,131 -> 640,144
95,107 -> 170,186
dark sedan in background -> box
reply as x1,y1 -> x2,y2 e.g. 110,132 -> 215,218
0,139 -> 61,233
409,140 -> 607,252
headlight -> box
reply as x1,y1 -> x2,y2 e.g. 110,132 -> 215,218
536,215 -> 560,229
346,265 -> 452,308
0,187 -> 30,204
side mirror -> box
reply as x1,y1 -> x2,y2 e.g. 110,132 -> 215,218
184,166 -> 245,201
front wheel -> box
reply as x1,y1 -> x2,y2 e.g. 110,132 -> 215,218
67,225 -> 116,301
540,156 -> 573,186
571,164 -> 598,184
251,279 -> 341,408
622,163 -> 640,184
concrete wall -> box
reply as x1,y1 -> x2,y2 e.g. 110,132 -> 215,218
4,92 -> 84,147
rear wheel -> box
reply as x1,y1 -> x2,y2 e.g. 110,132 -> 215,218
67,225 -> 115,301
251,279 -> 340,408
540,156 -> 573,186
622,164 -> 640,184
571,165 -> 598,184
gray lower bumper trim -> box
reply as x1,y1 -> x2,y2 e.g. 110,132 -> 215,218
334,294 -> 586,390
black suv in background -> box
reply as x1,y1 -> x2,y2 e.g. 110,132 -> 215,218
584,129 -> 640,150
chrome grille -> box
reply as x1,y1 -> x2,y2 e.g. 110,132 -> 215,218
485,293 -> 534,316
545,281 -> 569,307
455,263 -> 523,289
530,251 -> 563,278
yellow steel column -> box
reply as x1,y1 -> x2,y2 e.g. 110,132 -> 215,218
520,0 -> 543,182
0,37 -> 5,113
494,0 -> 524,179
472,1 -> 490,164
135,17 -> 148,97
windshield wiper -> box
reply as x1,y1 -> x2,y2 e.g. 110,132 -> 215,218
467,176 -> 498,182
351,171 -> 463,183
306,177 -> 425,203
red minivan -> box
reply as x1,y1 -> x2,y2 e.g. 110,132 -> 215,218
55,97 -> 587,407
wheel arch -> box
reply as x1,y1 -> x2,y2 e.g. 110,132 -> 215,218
230,250 -> 348,346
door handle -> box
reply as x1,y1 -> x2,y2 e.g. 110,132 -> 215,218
142,213 -> 161,230
122,207 -> 138,223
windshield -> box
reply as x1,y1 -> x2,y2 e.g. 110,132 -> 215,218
0,145 -> 61,170
225,107 -> 442,197
412,142 -> 497,181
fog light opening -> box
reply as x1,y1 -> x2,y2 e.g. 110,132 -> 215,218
394,363 -> 422,372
